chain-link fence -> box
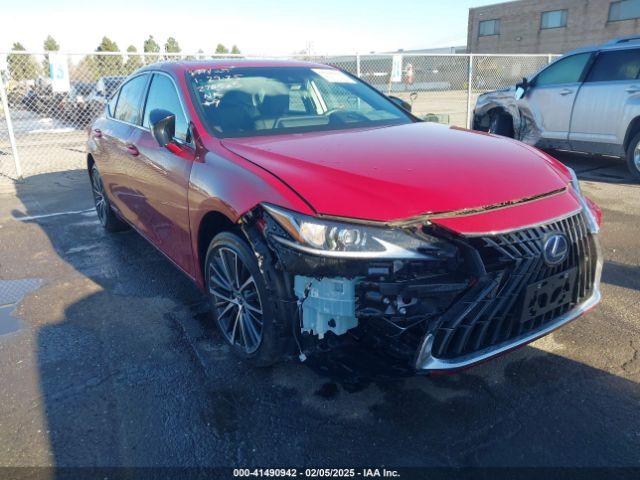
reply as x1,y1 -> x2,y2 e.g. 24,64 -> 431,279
0,51 -> 558,180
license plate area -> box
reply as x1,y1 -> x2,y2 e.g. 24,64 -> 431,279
520,268 -> 577,323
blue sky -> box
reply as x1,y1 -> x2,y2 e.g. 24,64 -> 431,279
1,0 -> 498,54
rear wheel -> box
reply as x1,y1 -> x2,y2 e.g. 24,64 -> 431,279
205,231 -> 286,366
488,111 -> 514,138
90,165 -> 128,232
625,132 -> 640,181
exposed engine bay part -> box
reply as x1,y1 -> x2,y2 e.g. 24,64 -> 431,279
473,88 -> 542,146
248,204 -> 468,363
294,276 -> 360,339
241,203 -> 600,373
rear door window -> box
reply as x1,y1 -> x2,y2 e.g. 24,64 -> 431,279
142,74 -> 190,141
535,53 -> 591,87
113,74 -> 148,125
586,49 -> 640,82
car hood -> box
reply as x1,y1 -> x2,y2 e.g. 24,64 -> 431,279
480,86 -> 515,96
221,122 -> 568,222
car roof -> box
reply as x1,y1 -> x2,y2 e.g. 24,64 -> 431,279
137,59 -> 333,76
562,35 -> 640,57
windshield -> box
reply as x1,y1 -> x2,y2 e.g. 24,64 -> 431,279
187,66 -> 414,137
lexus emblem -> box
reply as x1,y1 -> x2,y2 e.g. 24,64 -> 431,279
542,233 -> 569,266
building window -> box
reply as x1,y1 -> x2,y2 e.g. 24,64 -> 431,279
609,0 -> 640,21
541,9 -> 568,29
479,19 -> 500,37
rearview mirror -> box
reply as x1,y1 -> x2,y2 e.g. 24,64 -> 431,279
388,95 -> 412,112
149,109 -> 176,147
515,77 -> 529,100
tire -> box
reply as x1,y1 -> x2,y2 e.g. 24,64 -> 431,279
205,231 -> 288,367
90,165 -> 128,232
488,111 -> 514,138
626,132 -> 640,181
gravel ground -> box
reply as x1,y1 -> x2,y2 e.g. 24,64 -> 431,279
0,151 -> 638,470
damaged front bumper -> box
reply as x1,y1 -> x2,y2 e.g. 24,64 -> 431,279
247,203 -> 603,374
414,286 -> 601,372
414,223 -> 603,372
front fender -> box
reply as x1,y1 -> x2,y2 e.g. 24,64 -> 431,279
187,148 -> 315,287
475,90 -> 543,146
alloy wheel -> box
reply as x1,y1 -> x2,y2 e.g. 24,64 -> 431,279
634,143 -> 640,172
91,169 -> 108,226
208,246 -> 264,354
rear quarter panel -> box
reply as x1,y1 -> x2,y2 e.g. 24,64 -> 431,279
620,91 -> 640,147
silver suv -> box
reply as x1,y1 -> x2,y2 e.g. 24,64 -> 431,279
474,36 -> 640,179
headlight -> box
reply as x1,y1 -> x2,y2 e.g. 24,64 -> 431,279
262,204 -> 446,259
567,166 -> 582,196
567,167 -> 599,234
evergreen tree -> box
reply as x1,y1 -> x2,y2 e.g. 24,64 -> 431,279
42,35 -> 60,75
215,43 -> 229,54
43,35 -> 60,51
95,36 -> 123,77
124,45 -> 143,73
165,37 -> 181,53
231,45 -> 241,54
143,35 -> 161,64
72,55 -> 97,82
164,37 -> 181,61
8,42 -> 39,81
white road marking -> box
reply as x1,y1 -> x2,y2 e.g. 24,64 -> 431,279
27,128 -> 76,134
14,208 -> 95,222
65,243 -> 102,254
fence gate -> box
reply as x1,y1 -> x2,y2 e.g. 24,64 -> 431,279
0,51 -> 557,180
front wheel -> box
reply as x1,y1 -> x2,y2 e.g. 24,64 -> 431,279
205,231 -> 287,367
625,132 -> 640,181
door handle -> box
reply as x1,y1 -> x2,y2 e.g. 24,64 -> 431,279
560,89 -> 573,96
125,144 -> 139,156
626,86 -> 640,94
93,128 -> 102,138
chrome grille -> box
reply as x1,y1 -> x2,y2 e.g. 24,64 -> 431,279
432,212 -> 597,360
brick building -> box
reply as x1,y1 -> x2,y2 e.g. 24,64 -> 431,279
468,0 -> 640,53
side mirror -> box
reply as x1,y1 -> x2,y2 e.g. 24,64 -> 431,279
149,109 -> 176,147
515,77 -> 529,100
389,95 -> 412,112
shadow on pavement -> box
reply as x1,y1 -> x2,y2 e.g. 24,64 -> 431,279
546,150 -> 638,186
5,169 -> 639,468
602,261 -> 640,292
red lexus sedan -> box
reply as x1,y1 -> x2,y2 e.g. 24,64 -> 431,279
87,60 -> 603,373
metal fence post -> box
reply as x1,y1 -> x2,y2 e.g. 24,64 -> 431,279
0,73 -> 22,179
466,54 -> 474,129
356,53 -> 361,78
548,54 -> 553,64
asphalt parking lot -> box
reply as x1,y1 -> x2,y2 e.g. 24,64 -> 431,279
0,152 -> 639,469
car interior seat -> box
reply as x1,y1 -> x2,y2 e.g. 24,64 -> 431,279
212,90 -> 261,133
